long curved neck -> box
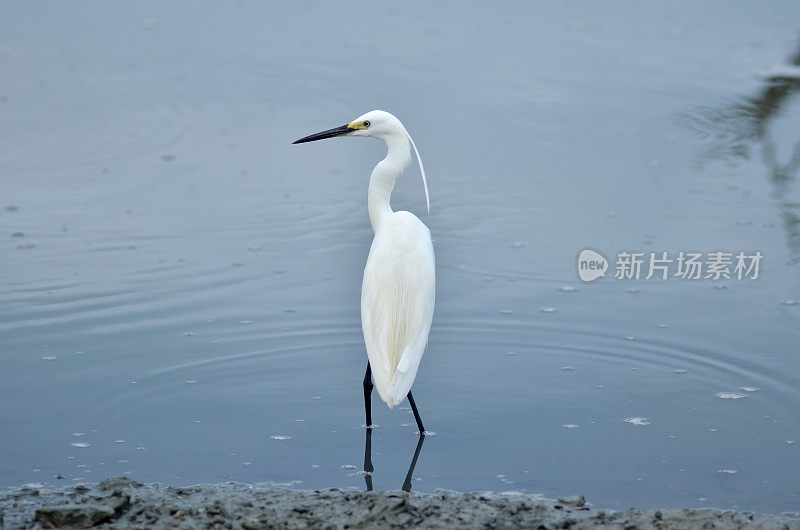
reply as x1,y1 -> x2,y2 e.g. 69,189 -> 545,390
368,133 -> 411,233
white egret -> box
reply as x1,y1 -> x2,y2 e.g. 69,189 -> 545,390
293,110 -> 434,434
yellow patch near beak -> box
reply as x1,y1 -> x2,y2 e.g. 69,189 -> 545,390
348,121 -> 369,130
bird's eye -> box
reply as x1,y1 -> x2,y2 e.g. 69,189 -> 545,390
363,121 -> 370,127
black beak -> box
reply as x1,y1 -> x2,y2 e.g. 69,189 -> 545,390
292,124 -> 353,144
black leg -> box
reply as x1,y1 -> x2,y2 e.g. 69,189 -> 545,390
363,427 -> 374,491
407,391 -> 425,434
402,434 -> 425,492
363,362 -> 373,428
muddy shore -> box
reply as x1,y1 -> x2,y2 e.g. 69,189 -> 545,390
1,477 -> 798,529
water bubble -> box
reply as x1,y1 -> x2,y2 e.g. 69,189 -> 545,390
114,440 -> 125,444
674,369 -> 688,374
239,320 -> 253,325
42,356 -> 58,361
71,442 -> 90,448
539,307 -> 558,313
505,351 -> 516,356
562,424 -> 579,429
658,324 -> 668,329
713,284 -> 728,290
341,465 -> 357,470
625,417 -> 650,426
561,366 -> 574,371
606,211 -> 619,218
624,336 -> 636,341
185,380 -> 197,384
183,331 -> 195,336
270,435 -> 291,440
72,433 -> 84,437
718,469 -> 737,475
282,308 -> 297,313
558,286 -> 577,292
510,242 -> 525,249
500,309 -> 513,315
421,431 -> 436,436
782,300 -> 798,306
626,288 -> 639,294
716,392 -> 746,400
740,386 -> 759,392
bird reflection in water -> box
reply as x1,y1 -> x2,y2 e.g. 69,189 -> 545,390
362,428 -> 425,492
683,40 -> 800,254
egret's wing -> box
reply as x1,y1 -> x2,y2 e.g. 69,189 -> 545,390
361,212 -> 435,408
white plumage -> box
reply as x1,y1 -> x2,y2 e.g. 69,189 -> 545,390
294,109 -> 434,430
362,210 -> 435,408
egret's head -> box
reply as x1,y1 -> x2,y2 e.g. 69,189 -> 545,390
293,110 -> 430,214
346,110 -> 404,139
292,110 -> 403,143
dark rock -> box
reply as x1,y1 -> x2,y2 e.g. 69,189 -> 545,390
20,486 -> 40,496
558,495 -> 585,508
98,476 -> 142,492
35,504 -> 115,528
242,518 -> 262,530
101,492 -> 131,514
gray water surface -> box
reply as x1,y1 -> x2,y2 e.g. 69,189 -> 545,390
2,1 -> 800,514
